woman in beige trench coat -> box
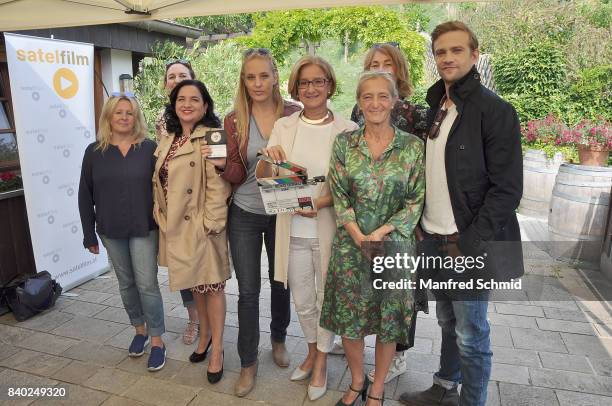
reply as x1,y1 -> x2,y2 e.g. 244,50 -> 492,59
153,79 -> 232,384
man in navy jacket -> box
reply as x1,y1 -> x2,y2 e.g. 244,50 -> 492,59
400,21 -> 523,406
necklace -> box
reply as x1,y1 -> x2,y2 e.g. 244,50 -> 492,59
300,110 -> 330,125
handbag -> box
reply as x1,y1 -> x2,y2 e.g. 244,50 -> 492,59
2,271 -> 62,321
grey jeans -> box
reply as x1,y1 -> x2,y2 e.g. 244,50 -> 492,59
100,229 -> 165,336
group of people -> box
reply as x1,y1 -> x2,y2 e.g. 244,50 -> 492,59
78,20 -> 523,406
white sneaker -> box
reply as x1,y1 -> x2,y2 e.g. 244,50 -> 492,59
367,351 -> 407,383
329,337 -> 344,355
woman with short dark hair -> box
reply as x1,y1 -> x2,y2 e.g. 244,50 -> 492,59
153,79 -> 231,384
155,59 -> 202,347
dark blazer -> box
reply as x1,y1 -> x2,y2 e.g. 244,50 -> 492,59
425,66 -> 524,281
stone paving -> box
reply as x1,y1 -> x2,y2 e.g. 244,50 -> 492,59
1,215 -> 611,405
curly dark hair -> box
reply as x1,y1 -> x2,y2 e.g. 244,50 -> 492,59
164,80 -> 221,135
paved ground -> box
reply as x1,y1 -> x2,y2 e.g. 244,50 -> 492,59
1,215 -> 611,405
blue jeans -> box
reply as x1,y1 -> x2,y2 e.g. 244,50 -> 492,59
228,203 -> 291,367
100,230 -> 165,337
432,290 -> 491,406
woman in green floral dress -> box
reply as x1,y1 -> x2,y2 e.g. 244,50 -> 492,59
321,71 -> 425,406
338,43 -> 428,387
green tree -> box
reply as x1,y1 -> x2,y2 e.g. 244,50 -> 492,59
348,7 -> 425,84
569,65 -> 612,121
243,7 -> 425,83
494,41 -> 566,97
134,40 -> 243,135
400,3 -> 431,31
176,14 -> 254,34
239,10 -> 328,64
459,0 -> 611,78
460,0 -> 611,123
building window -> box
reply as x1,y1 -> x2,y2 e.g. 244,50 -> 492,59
0,62 -> 21,192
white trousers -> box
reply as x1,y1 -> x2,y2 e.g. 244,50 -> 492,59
287,236 -> 334,353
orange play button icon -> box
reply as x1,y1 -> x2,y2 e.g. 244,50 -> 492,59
53,68 -> 79,99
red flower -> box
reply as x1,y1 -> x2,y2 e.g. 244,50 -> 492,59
0,172 -> 16,182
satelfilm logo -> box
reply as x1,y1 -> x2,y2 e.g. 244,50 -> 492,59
16,47 -> 90,100
63,221 -> 80,235
76,126 -> 93,139
59,183 -> 75,196
53,68 -> 79,99
38,209 -> 58,225
50,104 -> 68,119
43,249 -> 62,264
32,169 -> 52,185
28,128 -> 49,144
54,144 -> 73,158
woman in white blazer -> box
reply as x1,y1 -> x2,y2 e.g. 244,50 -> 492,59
262,55 -> 358,401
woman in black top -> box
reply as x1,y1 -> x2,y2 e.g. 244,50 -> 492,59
350,43 -> 428,140
78,94 -> 166,372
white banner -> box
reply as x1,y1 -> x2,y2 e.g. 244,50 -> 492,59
5,33 -> 108,290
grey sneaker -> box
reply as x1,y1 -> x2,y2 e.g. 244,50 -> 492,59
399,384 -> 459,406
368,351 -> 407,383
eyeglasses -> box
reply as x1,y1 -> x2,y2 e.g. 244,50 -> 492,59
165,59 -> 191,68
297,78 -> 329,90
243,48 -> 271,57
372,42 -> 400,49
111,91 -> 135,99
428,96 -> 448,140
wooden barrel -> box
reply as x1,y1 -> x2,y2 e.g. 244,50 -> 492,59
519,149 -> 564,219
549,164 -> 612,267
600,184 -> 612,282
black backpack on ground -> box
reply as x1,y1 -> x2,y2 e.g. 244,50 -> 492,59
0,271 -> 62,321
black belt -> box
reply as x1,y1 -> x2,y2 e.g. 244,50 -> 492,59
425,231 -> 459,244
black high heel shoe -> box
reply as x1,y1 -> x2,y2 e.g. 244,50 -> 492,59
366,391 -> 384,405
336,375 -> 369,406
207,350 -> 224,384
189,338 -> 212,363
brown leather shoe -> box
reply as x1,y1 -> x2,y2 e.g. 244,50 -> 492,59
271,341 -> 290,367
399,384 -> 459,406
234,363 -> 258,397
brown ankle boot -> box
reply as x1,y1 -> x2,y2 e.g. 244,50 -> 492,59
271,341 -> 290,367
399,384 -> 459,406
235,363 -> 258,397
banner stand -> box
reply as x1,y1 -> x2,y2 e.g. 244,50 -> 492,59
5,33 -> 108,291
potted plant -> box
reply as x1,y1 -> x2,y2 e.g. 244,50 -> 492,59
0,171 -> 22,193
519,115 -> 568,218
561,117 -> 612,166
521,114 -> 574,156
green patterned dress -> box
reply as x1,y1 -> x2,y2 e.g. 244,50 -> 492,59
320,126 -> 425,344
